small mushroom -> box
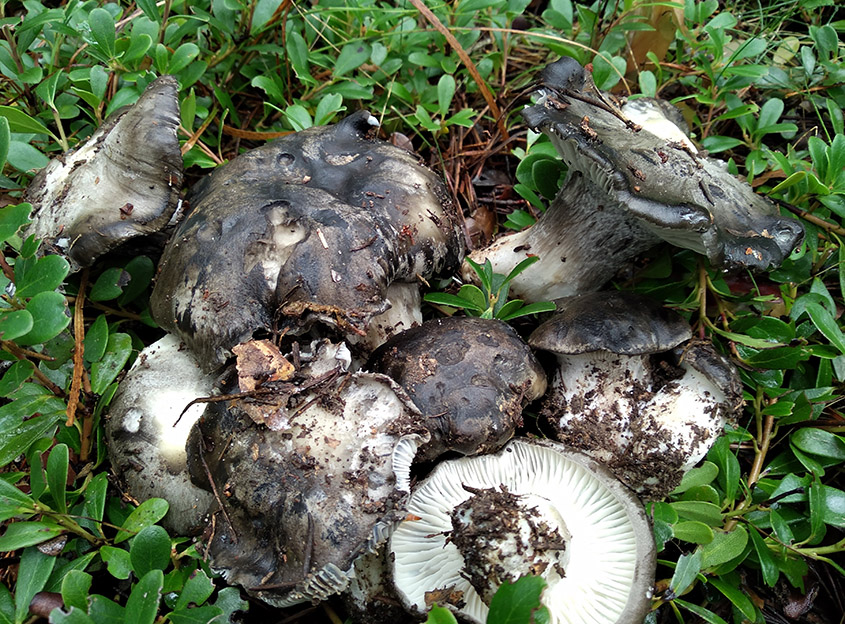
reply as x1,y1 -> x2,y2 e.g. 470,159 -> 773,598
529,291 -> 742,498
25,76 -> 182,271
368,317 -> 547,462
151,111 -> 463,369
105,334 -> 216,535
466,57 -> 803,302
186,362 -> 429,607
389,437 -> 656,624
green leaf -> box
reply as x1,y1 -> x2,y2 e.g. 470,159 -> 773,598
670,501 -> 724,526
61,571 -> 92,612
46,443 -> 68,514
673,462 -> 719,494
424,292 -> 485,312
15,548 -> 56,624
437,74 -> 456,117
174,570 -> 215,610
0,477 -> 35,522
89,267 -> 129,302
0,521 -> 62,551
669,550 -> 701,594
699,526 -> 748,569
806,302 -> 845,354
334,42 -> 370,78
88,595 -> 125,623
708,576 -> 757,620
791,428 -> 845,461
15,254 -> 70,299
16,291 -> 71,346
0,106 -> 53,137
0,583 -> 14,624
124,570 -> 163,624
168,43 -> 200,74
87,8 -> 116,58
709,437 -> 740,503
487,575 -> 549,624
90,332 -> 132,395
208,587 -> 248,623
83,315 -> 109,364
168,606 -> 225,624
115,498 -> 169,543
0,203 -> 32,242
424,605 -> 458,624
0,310 -> 34,342
0,411 -> 63,469
100,545 -> 132,580
675,599 -> 728,624
0,116 -> 9,173
130,525 -> 172,578
49,607 -> 95,624
748,529 -> 778,587
672,521 -> 714,544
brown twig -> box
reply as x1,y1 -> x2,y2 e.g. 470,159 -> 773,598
66,269 -> 88,427
408,0 -> 509,142
2,341 -> 64,396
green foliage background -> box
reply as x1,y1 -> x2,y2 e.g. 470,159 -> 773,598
0,0 -> 843,623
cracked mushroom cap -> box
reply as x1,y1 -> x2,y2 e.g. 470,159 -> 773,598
524,57 -> 803,271
529,292 -> 742,498
185,363 -> 429,607
390,438 -> 656,624
368,317 -> 547,462
25,76 -> 182,271
105,334 -> 216,535
150,111 -> 462,369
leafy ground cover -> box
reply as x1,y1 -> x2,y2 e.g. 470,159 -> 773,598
0,0 -> 843,623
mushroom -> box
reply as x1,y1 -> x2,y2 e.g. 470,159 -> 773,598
368,317 -> 547,462
150,111 -> 463,369
466,57 -> 803,302
25,76 -> 182,271
185,359 -> 429,607
105,334 -> 216,535
528,291 -> 742,498
389,437 -> 656,624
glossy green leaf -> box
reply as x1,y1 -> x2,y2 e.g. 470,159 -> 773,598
424,291 -> 485,312
487,575 -> 549,624
424,605 -> 458,624
46,443 -> 68,514
89,267 -> 129,302
99,545 -> 132,580
124,570 -> 163,624
748,529 -> 778,587
16,291 -> 70,346
708,576 -> 757,620
0,521 -> 62,552
0,106 -> 52,137
83,315 -> 109,364
168,606 -> 225,624
670,501 -> 724,526
806,302 -> 845,354
0,203 -> 33,243
0,477 -> 35,522
669,550 -> 701,594
130,525 -> 172,578
673,462 -> 719,494
88,595 -> 125,623
87,8 -> 116,58
0,310 -> 34,342
699,526 -> 748,569
61,571 -> 92,612
49,607 -> 95,624
673,521 -> 714,544
114,498 -> 169,543
174,569 -> 215,610
15,548 -> 55,624
790,428 -> 845,461
437,74 -> 456,117
675,599 -> 728,624
0,412 -> 64,469
334,42 -> 370,77
90,332 -> 132,395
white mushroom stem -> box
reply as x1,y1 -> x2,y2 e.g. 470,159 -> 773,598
356,282 -> 423,351
465,171 -> 660,303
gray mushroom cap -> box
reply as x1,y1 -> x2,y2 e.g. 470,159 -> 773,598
368,317 -> 547,462
25,76 -> 182,271
525,57 -> 803,270
185,363 -> 429,607
390,438 -> 656,624
105,334 -> 215,535
529,291 -> 692,356
151,111 -> 462,370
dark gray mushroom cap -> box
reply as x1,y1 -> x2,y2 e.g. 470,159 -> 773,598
151,111 -> 462,369
186,367 -> 429,607
368,317 -> 547,462
25,76 -> 182,271
528,291 -> 691,356
526,57 -> 803,270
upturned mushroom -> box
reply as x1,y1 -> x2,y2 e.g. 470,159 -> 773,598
368,317 -> 546,462
466,57 -> 803,302
529,291 -> 742,498
151,111 -> 463,369
25,76 -> 182,272
389,437 -> 656,624
105,334 -> 216,535
185,353 -> 429,607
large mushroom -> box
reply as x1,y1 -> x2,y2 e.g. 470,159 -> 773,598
25,76 -> 182,272
529,291 -> 742,498
368,317 -> 546,462
466,57 -> 803,302
185,349 -> 429,607
151,111 -> 463,369
389,437 -> 656,624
